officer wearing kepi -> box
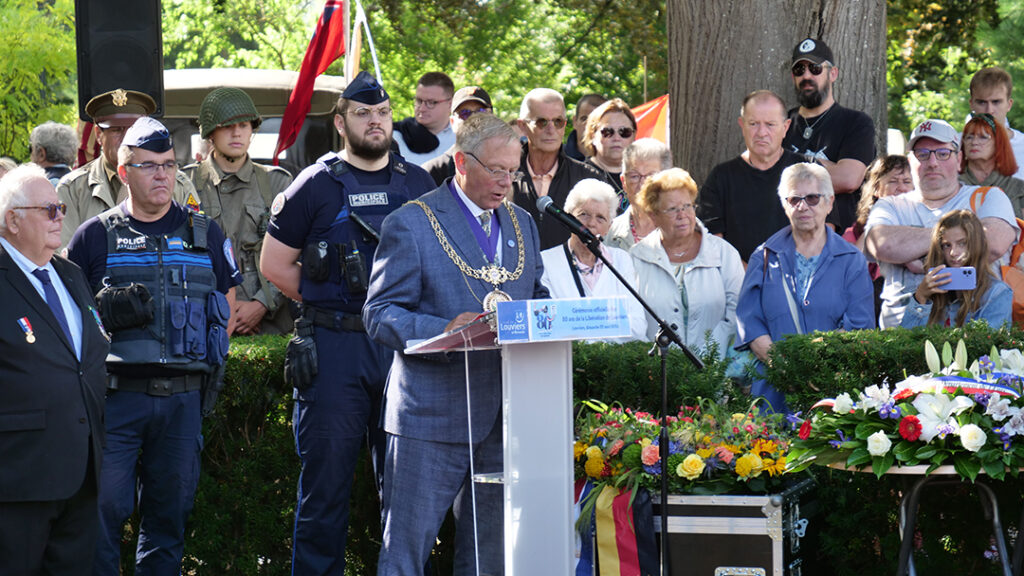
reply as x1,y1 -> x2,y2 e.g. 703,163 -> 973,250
66,117 -> 242,575
58,88 -> 200,248
184,87 -> 294,335
260,71 -> 435,575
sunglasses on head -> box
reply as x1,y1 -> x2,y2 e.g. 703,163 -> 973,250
785,194 -> 823,208
599,126 -> 635,139
14,202 -> 67,221
455,107 -> 491,121
791,62 -> 826,76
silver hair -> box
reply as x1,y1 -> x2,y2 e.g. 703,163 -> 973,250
455,113 -> 519,157
777,162 -> 834,206
564,178 -> 618,220
0,164 -> 49,235
117,144 -> 137,168
622,138 -> 672,173
30,121 -> 78,165
518,88 -> 565,119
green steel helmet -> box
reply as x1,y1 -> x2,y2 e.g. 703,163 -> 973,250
199,87 -> 262,139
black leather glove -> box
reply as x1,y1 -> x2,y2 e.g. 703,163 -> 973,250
284,317 -> 318,390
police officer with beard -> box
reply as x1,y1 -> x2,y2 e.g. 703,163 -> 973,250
66,117 -> 242,575
184,87 -> 294,335
260,71 -> 435,575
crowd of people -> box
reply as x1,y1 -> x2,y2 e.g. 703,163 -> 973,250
4,33 -> 1024,576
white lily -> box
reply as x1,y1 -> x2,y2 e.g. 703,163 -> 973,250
858,384 -> 893,412
999,349 -> 1024,377
911,393 -> 974,443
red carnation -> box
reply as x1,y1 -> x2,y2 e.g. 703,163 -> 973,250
899,415 -> 923,441
798,419 -> 812,440
893,388 -> 915,401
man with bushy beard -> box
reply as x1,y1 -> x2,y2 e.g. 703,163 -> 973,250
783,37 -> 875,231
259,71 -> 435,575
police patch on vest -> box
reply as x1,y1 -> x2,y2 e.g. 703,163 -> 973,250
166,236 -> 185,250
348,192 -> 389,207
116,235 -> 147,251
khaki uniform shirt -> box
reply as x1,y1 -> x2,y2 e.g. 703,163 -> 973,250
57,157 -> 199,248
184,156 -> 293,334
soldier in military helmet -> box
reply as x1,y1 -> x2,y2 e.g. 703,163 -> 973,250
57,88 -> 201,248
260,71 -> 436,575
184,87 -> 294,335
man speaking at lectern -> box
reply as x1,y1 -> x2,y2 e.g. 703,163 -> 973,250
364,112 -> 548,575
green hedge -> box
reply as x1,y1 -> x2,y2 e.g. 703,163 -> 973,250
114,326 -> 1024,574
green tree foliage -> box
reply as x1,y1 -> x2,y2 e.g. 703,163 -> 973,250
977,0 -> 1024,128
162,0 -> 316,70
0,0 -> 77,160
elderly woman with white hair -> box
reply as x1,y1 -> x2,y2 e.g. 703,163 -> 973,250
736,163 -> 874,412
631,168 -> 744,357
540,178 -> 647,341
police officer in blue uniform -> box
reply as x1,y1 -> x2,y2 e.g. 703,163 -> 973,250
66,117 -> 242,575
260,72 -> 435,575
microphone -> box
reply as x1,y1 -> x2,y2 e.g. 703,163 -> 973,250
535,196 -> 598,245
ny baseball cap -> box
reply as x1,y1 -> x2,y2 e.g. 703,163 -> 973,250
909,119 -> 960,149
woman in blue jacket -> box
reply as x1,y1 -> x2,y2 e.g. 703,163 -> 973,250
736,163 -> 875,413
900,209 -> 1011,329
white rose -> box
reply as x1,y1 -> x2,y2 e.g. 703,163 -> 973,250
866,430 -> 892,456
833,393 -> 854,414
959,424 -> 987,452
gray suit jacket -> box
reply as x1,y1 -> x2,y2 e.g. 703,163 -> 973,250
364,183 -> 549,443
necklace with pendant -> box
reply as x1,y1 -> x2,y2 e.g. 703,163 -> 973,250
801,104 -> 834,140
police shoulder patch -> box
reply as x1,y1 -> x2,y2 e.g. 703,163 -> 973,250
271,192 -> 287,216
223,238 -> 239,273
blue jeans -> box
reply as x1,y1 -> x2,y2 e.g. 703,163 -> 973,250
93,389 -> 202,576
291,328 -> 390,576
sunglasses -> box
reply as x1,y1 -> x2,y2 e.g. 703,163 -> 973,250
14,202 -> 67,221
455,107 -> 491,121
791,62 -> 826,76
600,126 -> 635,139
785,194 -> 823,208
528,117 -> 567,130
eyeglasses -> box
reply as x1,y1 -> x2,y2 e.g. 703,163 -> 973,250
455,107 -> 491,121
125,161 -> 178,175
624,171 -> 656,184
912,148 -> 955,162
348,106 -> 393,120
791,62 -> 827,76
527,117 -> 567,130
13,202 -> 67,221
785,194 -> 824,208
963,133 -> 992,143
465,151 -> 523,183
600,126 -> 635,139
414,97 -> 451,110
659,203 -> 695,216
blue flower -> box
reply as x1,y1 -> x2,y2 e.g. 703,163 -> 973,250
878,402 -> 901,420
829,429 -> 848,449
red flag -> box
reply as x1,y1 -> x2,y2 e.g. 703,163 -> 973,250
274,0 -> 347,164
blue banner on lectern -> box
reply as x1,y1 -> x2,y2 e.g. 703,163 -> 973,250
495,297 -> 630,343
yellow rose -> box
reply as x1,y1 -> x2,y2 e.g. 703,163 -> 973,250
735,453 -> 764,479
696,448 -> 713,459
584,456 -> 605,478
574,441 -> 587,461
585,446 -> 603,460
676,454 -> 706,480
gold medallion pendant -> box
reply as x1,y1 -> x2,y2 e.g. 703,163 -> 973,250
482,289 -> 512,313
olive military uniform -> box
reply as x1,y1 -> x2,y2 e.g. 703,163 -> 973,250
184,157 -> 294,333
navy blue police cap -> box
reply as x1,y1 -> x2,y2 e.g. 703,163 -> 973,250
122,117 -> 174,153
342,71 -> 389,105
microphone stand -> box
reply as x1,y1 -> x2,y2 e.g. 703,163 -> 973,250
577,232 -> 703,576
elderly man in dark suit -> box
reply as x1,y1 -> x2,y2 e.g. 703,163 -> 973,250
0,165 -> 109,575
364,113 -> 549,575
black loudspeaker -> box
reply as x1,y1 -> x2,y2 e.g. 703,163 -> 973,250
75,0 -> 164,121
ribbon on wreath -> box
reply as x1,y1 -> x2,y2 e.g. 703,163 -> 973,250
575,483 -> 657,576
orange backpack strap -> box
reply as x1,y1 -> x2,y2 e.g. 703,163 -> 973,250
969,186 -> 994,212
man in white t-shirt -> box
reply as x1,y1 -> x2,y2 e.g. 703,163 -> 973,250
969,67 -> 1024,181
865,119 -> 1019,327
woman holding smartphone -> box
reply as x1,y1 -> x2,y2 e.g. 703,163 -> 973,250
901,210 -> 1012,328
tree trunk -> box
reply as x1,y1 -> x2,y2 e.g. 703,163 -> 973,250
667,0 -> 887,185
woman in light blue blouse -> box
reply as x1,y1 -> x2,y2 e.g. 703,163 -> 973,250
900,209 -> 1012,329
